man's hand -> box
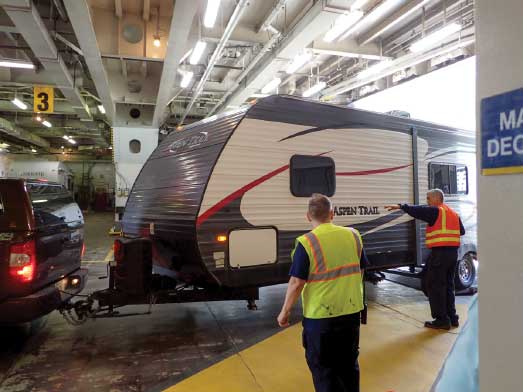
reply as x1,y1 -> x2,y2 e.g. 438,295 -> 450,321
385,204 -> 401,212
277,309 -> 291,328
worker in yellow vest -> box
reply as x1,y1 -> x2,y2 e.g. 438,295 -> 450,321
386,188 -> 465,330
278,193 -> 368,392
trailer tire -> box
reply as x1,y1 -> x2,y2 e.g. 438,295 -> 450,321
455,253 -> 476,291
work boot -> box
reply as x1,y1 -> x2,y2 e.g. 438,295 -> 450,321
424,319 -> 451,330
450,317 -> 459,328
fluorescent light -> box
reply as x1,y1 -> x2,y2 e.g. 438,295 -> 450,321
285,51 -> 312,74
410,23 -> 463,53
31,148 -> 37,153
357,60 -> 392,79
109,146 -> 113,150
180,71 -> 194,88
32,199 -> 48,204
0,60 -> 34,69
340,0 -> 402,41
323,11 -> 364,42
98,105 -> 105,114
261,78 -> 281,94
42,120 -> 52,128
11,97 -> 27,110
303,81 -> 327,97
35,115 -> 42,122
189,41 -> 207,65
351,0 -> 370,11
63,135 -> 70,140
204,0 -> 221,28
68,138 -> 76,145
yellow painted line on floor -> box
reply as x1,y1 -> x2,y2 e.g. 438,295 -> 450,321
81,248 -> 114,264
104,248 -> 114,262
164,302 -> 469,392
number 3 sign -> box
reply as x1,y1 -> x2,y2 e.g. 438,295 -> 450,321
33,86 -> 54,113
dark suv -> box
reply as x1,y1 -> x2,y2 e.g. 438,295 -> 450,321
0,179 -> 87,324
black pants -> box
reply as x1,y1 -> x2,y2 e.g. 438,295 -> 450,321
426,247 -> 459,322
303,318 -> 360,392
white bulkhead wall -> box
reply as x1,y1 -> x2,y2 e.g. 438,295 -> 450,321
112,127 -> 159,212
477,0 -> 523,390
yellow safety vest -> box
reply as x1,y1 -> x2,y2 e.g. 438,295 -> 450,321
293,223 -> 364,319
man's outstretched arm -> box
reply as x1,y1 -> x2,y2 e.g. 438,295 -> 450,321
277,277 -> 306,327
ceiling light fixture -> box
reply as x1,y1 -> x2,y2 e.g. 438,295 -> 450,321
153,35 -> 161,47
204,0 -> 221,29
11,97 -> 27,110
323,11 -> 364,43
68,138 -> 77,145
285,51 -> 312,74
410,22 -> 463,53
250,93 -> 270,98
189,41 -> 207,65
98,104 -> 106,114
31,148 -> 37,153
42,120 -> 52,128
63,135 -> 70,140
303,81 -> 327,98
0,60 -> 34,69
357,60 -> 392,79
180,71 -> 194,88
261,77 -> 282,94
340,0 -> 403,41
35,115 -> 42,122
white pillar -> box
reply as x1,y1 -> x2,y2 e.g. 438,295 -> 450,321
477,0 -> 523,390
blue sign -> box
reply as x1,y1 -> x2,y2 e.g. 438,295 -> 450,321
481,88 -> 523,175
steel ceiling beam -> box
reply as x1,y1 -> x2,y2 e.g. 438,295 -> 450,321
217,0 -> 338,110
0,0 -> 91,120
179,0 -> 250,125
63,0 -> 116,124
151,0 -> 197,127
0,116 -> 50,148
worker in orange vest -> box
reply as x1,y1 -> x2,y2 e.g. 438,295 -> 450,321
386,189 -> 465,330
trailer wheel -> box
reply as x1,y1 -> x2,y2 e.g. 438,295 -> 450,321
455,253 -> 476,290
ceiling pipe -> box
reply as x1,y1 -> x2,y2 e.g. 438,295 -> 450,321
208,28 -> 281,116
179,0 -> 250,125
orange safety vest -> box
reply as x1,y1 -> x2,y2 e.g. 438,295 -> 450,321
425,204 -> 461,248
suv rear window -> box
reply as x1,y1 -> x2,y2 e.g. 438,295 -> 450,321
27,183 -> 76,226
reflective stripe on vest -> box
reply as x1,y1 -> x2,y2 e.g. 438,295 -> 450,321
296,223 -> 364,319
302,229 -> 362,282
425,204 -> 461,248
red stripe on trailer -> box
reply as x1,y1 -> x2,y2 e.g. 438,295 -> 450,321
197,163 -> 290,227
336,163 -> 412,176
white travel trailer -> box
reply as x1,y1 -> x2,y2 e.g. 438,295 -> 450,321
8,160 -> 74,190
122,96 -> 477,292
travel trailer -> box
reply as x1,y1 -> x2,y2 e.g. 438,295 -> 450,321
121,95 -> 477,292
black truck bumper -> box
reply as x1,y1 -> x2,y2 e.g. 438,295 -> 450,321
0,268 -> 88,325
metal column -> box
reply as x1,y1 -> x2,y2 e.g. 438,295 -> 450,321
412,128 -> 423,266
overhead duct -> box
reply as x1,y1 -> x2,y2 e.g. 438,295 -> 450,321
0,117 -> 50,148
0,0 -> 91,120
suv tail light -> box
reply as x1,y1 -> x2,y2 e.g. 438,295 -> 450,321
9,239 -> 36,283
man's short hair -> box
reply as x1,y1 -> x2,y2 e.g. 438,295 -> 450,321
308,193 -> 332,221
427,188 -> 445,202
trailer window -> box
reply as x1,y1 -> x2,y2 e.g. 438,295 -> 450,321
429,163 -> 468,195
290,155 -> 335,197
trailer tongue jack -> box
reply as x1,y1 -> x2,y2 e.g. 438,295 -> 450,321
60,238 -> 259,325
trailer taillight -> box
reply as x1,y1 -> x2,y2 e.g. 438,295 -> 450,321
9,239 -> 36,283
216,235 -> 227,243
114,239 -> 124,263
